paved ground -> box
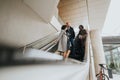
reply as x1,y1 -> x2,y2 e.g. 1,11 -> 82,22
110,74 -> 120,80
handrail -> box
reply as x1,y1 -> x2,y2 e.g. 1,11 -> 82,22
40,39 -> 58,51
25,32 -> 59,48
89,34 -> 96,80
21,32 -> 59,53
20,32 -> 60,54
82,30 -> 90,80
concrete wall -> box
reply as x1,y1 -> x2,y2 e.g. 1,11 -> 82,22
0,0 -> 57,47
24,0 -> 59,22
87,0 -> 111,30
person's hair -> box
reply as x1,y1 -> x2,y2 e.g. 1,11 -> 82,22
61,25 -> 66,30
79,25 -> 84,29
66,22 -> 70,26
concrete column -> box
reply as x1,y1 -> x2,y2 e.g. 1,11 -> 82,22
90,29 -> 106,73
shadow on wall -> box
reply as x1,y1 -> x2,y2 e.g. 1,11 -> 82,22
0,45 -> 17,65
0,45 -> 63,66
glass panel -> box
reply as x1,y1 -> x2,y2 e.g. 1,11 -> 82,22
104,44 -> 120,74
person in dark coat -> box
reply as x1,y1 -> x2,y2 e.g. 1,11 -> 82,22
74,25 -> 87,61
65,22 -> 75,56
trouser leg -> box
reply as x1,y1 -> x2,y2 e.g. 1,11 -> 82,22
70,38 -> 74,48
70,38 -> 75,54
80,47 -> 85,61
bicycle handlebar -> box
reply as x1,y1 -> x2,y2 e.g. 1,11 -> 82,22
99,64 -> 107,70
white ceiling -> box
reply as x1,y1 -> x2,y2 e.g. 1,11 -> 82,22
58,0 -> 88,28
24,0 -> 59,22
102,0 -> 120,36
87,0 -> 110,30
58,0 -> 110,31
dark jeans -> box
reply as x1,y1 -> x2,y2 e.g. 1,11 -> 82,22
67,38 -> 75,56
73,38 -> 85,61
72,46 -> 85,61
79,46 -> 85,61
67,38 -> 74,50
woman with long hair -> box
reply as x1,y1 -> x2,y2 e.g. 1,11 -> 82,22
56,25 -> 70,59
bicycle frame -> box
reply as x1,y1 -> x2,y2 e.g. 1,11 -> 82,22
99,67 -> 105,80
96,64 -> 109,80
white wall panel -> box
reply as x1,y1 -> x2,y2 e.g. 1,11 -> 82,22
87,0 -> 111,30
24,0 -> 59,22
0,0 -> 57,47
58,0 -> 88,29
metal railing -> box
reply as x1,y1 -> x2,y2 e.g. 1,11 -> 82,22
21,32 -> 59,54
25,32 -> 59,49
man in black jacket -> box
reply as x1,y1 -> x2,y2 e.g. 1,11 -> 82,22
66,22 -> 75,52
74,25 -> 87,61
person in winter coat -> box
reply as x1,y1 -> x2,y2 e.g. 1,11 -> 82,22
74,25 -> 87,61
56,25 -> 70,58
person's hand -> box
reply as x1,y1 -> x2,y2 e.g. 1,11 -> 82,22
54,41 -> 57,44
79,35 -> 82,39
54,39 -> 58,44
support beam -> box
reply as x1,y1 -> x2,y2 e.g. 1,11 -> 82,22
90,29 -> 106,73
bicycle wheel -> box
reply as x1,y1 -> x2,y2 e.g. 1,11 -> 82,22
96,74 -> 109,80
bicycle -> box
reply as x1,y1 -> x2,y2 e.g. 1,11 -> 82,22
96,64 -> 109,80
